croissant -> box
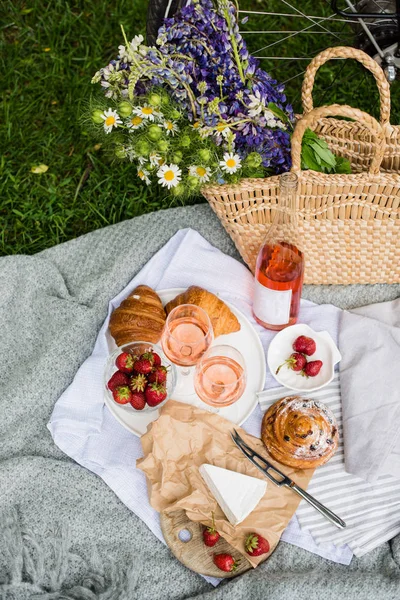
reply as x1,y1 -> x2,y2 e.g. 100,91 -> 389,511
261,396 -> 338,469
109,285 -> 166,346
164,286 -> 240,337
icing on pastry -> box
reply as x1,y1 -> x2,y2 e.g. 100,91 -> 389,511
261,396 -> 338,469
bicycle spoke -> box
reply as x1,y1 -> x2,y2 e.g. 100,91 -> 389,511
252,12 -> 353,55
275,0 -> 345,38
240,31 -> 335,34
282,70 -> 307,84
344,0 -> 386,57
255,56 -> 316,59
237,10 -> 359,24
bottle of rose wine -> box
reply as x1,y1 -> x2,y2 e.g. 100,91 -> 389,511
253,172 -> 304,331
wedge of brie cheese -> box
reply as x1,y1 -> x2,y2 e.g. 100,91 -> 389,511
199,464 -> 267,526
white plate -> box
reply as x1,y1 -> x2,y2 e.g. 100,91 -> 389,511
104,288 -> 266,436
267,323 -> 341,392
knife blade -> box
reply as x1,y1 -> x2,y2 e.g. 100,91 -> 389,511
231,428 -> 346,530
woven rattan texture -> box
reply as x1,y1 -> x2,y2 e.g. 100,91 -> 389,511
301,46 -> 400,173
203,177 -> 399,284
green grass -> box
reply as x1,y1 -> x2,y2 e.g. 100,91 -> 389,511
1,0 -> 399,255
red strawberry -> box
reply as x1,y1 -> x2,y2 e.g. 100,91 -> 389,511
130,373 -> 147,392
107,371 -> 130,391
130,391 -> 146,410
203,514 -> 220,547
145,383 -> 167,407
148,365 -> 168,385
303,360 -> 323,377
213,553 -> 239,572
112,385 -> 132,405
151,352 -> 162,367
203,528 -> 220,547
115,352 -> 135,374
133,352 -> 154,375
292,335 -> 316,356
276,352 -> 307,375
245,533 -> 270,556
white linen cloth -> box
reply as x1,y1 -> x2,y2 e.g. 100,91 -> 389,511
339,300 -> 400,482
48,228 -> 353,587
258,376 -> 400,557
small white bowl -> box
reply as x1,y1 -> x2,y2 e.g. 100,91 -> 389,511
104,341 -> 177,413
267,324 -> 341,392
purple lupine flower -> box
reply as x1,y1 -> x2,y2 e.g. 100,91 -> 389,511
95,0 -> 293,173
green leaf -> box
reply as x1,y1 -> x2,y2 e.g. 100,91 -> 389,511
308,142 -> 337,168
310,137 -> 330,150
334,156 -> 352,174
301,144 -> 322,171
31,164 -> 49,174
308,145 -> 322,165
303,128 -> 319,141
267,102 -> 289,123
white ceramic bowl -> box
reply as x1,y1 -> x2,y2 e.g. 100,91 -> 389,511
267,324 -> 341,392
104,341 -> 177,413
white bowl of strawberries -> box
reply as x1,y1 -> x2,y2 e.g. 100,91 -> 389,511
267,324 -> 342,392
104,341 -> 177,412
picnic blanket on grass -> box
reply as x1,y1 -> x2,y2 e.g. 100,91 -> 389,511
1,203 -> 400,600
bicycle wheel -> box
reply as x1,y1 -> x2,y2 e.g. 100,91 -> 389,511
146,0 -> 187,45
146,0 -> 399,83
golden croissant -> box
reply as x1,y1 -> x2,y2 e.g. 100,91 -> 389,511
109,285 -> 166,346
164,286 -> 240,337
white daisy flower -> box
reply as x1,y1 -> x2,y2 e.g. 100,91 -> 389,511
101,108 -> 122,134
220,152 -> 241,174
191,121 -> 201,130
163,120 -> 179,136
132,105 -> 161,122
189,165 -> 211,183
149,152 -> 164,167
126,115 -> 144,130
137,167 -> 151,185
215,121 -> 230,138
157,164 -> 182,189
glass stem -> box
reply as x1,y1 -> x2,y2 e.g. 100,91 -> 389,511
181,367 -> 191,377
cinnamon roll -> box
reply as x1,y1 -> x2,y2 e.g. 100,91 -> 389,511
261,396 -> 338,469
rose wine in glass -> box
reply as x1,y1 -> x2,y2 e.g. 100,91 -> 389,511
194,345 -> 246,408
161,304 -> 213,373
253,172 -> 304,331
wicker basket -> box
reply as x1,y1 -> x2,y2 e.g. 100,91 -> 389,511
202,104 -> 400,285
301,46 -> 400,173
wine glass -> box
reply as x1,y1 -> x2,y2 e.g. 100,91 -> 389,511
161,304 -> 214,385
194,345 -> 246,409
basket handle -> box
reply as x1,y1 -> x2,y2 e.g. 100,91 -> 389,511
291,104 -> 385,175
302,46 -> 391,125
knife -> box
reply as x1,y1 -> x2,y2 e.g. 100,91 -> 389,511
231,428 -> 346,529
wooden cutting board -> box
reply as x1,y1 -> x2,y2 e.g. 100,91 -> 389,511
160,510 -> 253,578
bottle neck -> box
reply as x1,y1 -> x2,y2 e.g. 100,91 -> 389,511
264,172 -> 301,249
277,182 -> 297,224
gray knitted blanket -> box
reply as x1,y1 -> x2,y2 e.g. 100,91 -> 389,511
1,204 -> 399,600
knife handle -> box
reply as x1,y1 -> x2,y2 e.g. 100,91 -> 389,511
289,483 -> 347,529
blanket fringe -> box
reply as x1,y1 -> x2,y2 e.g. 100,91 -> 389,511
0,509 -> 141,599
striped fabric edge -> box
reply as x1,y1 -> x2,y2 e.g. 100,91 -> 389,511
351,523 -> 400,556
257,376 -> 400,552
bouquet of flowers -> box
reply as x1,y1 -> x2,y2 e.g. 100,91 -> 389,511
90,0 -> 348,197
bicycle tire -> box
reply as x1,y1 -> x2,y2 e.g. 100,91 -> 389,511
146,0 -> 188,45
